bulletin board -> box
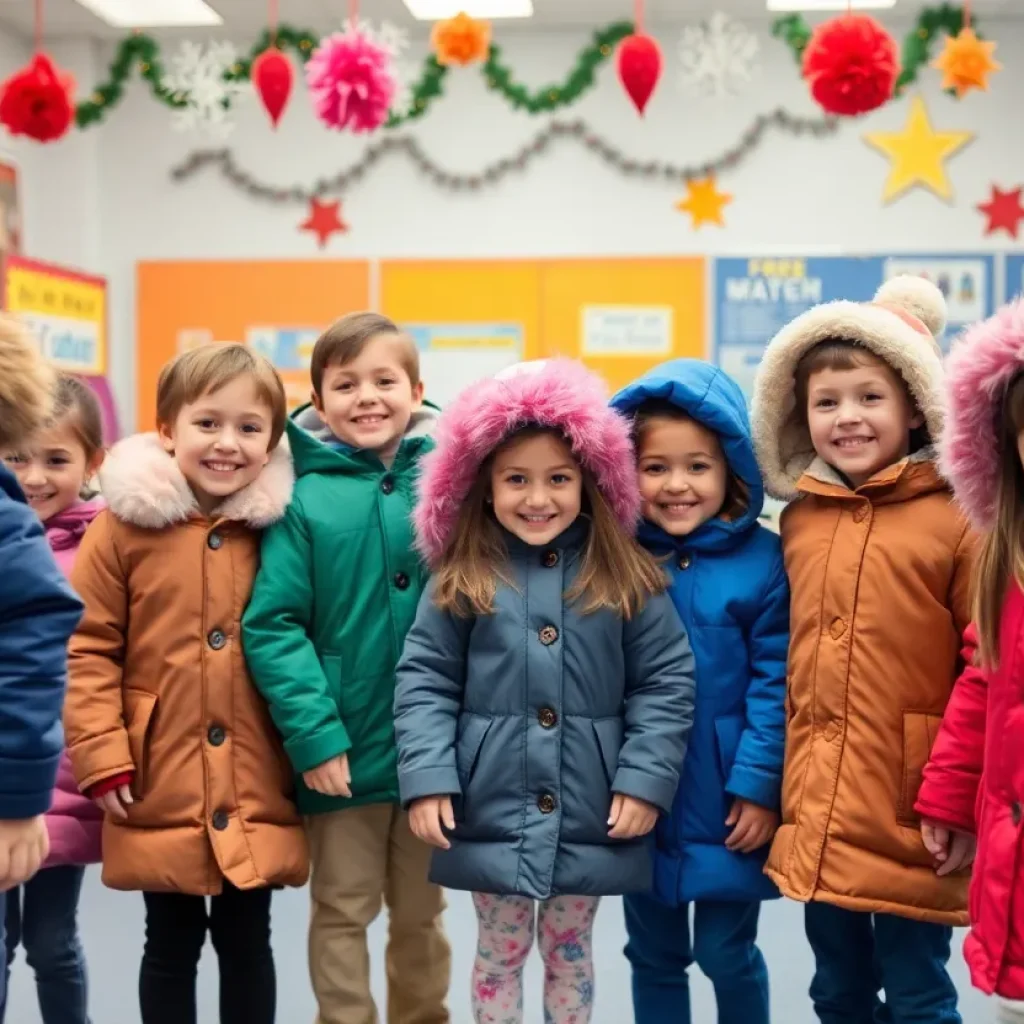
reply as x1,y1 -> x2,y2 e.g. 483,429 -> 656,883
136,260 -> 371,429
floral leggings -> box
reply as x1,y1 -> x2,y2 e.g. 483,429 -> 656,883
471,892 -> 600,1024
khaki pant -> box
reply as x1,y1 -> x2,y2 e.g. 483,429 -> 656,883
306,803 -> 450,1024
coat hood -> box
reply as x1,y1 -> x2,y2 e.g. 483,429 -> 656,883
414,359 -> 639,566
750,275 -> 947,500
611,360 -> 764,549
99,433 -> 293,529
940,298 -> 1024,531
286,399 -> 440,476
46,498 -> 104,554
0,314 -> 54,449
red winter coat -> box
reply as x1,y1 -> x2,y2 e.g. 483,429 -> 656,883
916,583 -> 1024,999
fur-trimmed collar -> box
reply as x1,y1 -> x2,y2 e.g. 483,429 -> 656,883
100,433 -> 293,529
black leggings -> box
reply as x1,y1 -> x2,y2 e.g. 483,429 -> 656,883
139,883 -> 274,1024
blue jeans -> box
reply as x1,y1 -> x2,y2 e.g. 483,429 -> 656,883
804,902 -> 960,1024
624,892 -> 770,1024
1,865 -> 90,1024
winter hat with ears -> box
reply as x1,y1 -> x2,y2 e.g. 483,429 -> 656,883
413,358 -> 640,567
750,275 -> 948,501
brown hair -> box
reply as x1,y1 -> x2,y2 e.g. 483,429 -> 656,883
50,374 -> 104,463
156,343 -> 287,449
632,399 -> 750,522
432,426 -> 667,619
794,338 -> 930,450
311,312 -> 419,395
973,374 -> 1024,668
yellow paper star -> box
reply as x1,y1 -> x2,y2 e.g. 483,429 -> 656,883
676,176 -> 732,228
863,95 -> 974,204
932,27 -> 1001,97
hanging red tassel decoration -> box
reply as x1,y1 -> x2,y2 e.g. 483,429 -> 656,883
617,33 -> 662,115
0,52 -> 75,142
252,48 -> 293,127
802,13 -> 900,117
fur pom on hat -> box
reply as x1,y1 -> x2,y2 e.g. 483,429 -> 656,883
751,275 -> 947,500
0,314 -> 54,449
940,298 -> 1024,530
414,359 -> 640,566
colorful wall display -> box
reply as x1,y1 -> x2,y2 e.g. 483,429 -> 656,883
0,159 -> 21,261
714,253 -> 996,400
1005,255 -> 1024,301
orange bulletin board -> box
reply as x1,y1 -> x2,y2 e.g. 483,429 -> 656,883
136,260 -> 370,429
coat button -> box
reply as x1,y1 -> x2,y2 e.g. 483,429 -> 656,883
394,572 -> 410,590
853,507 -> 868,524
538,794 -> 556,814
208,725 -> 226,747
678,553 -> 692,570
542,550 -> 559,568
208,629 -> 227,650
211,810 -> 229,831
538,625 -> 559,646
380,476 -> 394,495
1013,802 -> 1022,826
207,532 -> 223,550
829,618 -> 846,640
538,707 -> 558,728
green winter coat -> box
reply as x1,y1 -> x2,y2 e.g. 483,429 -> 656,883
242,402 -> 438,815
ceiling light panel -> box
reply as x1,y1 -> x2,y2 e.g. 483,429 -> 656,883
73,0 -> 224,28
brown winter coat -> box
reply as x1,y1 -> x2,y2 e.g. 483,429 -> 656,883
64,433 -> 309,896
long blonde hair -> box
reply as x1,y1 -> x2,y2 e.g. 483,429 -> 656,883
432,426 -> 667,619
974,373 -> 1024,668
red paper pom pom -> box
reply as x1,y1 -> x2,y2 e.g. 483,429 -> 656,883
802,13 -> 900,117
0,53 -> 75,143
252,48 -> 294,128
617,33 -> 662,116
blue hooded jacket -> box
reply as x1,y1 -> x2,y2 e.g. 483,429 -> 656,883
611,360 -> 789,905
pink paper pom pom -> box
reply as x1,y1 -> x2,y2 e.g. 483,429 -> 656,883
305,26 -> 397,134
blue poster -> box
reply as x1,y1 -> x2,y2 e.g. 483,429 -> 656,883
1006,255 -> 1024,302
714,254 -> 996,402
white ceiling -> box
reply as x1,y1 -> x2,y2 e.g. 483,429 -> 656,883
0,0 -> 1018,40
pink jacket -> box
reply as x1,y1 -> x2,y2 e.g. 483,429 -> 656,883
44,498 -> 104,868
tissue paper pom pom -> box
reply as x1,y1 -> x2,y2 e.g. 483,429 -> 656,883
0,53 -> 75,142
305,27 -> 397,134
802,13 -> 899,117
432,12 -> 491,66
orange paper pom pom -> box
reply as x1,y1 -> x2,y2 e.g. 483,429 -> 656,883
432,12 -> 491,67
932,27 -> 1000,98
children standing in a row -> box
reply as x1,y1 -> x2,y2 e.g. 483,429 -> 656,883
64,344 -> 308,1024
393,359 -> 696,1024
2,374 -> 105,1024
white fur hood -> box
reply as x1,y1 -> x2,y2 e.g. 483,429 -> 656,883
99,432 -> 294,529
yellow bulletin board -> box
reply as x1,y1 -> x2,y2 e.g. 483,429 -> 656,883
136,260 -> 370,430
539,258 -> 706,394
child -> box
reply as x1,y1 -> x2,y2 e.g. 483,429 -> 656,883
63,344 -> 308,1024
2,374 -> 105,1024
914,299 -> 1024,1006
610,359 -> 789,1024
393,358 -> 697,1024
242,312 -> 450,1024
0,319 -> 84,1010
750,276 -> 975,1024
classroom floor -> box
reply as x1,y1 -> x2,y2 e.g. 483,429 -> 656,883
6,869 -> 994,1023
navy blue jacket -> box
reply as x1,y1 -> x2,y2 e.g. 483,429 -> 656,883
612,360 -> 789,905
394,523 -> 696,900
0,464 -> 83,819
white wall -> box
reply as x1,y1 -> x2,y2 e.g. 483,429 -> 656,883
10,17 -> 1024,428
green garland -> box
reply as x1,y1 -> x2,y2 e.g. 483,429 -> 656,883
771,3 -> 975,102
74,21 -> 632,131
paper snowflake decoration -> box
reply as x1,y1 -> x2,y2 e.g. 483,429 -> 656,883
164,40 -> 247,138
678,13 -> 759,97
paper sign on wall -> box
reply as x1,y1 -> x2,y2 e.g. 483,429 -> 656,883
581,306 -> 673,356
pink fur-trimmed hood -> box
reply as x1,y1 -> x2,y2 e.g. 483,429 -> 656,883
414,359 -> 639,566
940,298 -> 1024,530
100,432 -> 293,529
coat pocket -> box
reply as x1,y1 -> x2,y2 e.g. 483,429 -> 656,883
899,710 -> 943,826
713,714 -> 745,785
123,689 -> 158,799
456,714 -> 494,792
591,717 -> 624,790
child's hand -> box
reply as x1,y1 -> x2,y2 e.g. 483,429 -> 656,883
921,819 -> 976,877
608,794 -> 658,839
409,796 -> 455,850
0,816 -> 49,890
725,798 -> 780,853
93,784 -> 134,821
303,754 -> 352,798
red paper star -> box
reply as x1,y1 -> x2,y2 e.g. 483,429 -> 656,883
299,197 -> 348,248
977,185 -> 1024,238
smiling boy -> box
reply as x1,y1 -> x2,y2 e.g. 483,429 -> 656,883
242,312 -> 450,1024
